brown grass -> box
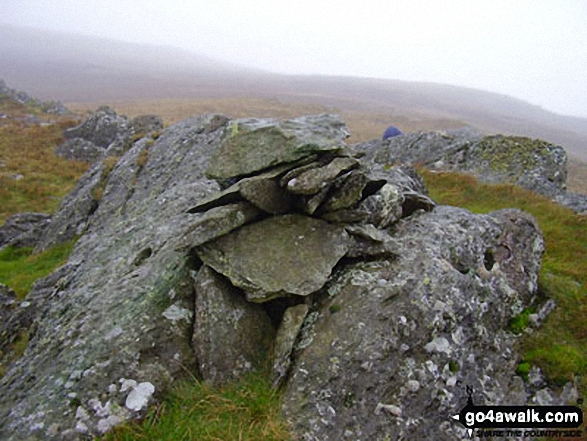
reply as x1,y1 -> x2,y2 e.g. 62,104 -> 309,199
0,119 -> 89,223
67,97 -> 587,194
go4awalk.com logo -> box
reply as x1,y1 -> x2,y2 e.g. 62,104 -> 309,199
452,387 -> 584,438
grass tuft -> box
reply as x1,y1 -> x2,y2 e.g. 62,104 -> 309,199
0,240 -> 77,299
104,371 -> 291,441
0,120 -> 89,223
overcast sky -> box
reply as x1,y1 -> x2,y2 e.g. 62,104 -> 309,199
3,0 -> 587,118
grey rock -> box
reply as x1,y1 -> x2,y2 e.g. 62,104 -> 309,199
177,202 -> 261,250
355,131 -> 585,213
196,214 -> 351,302
0,283 -> 16,324
206,114 -> 348,180
34,160 -> 104,252
64,106 -> 131,148
192,266 -> 275,386
358,183 -> 404,228
0,212 -> 51,250
554,191 -> 587,215
239,177 -> 294,214
0,80 -> 70,115
0,114 -> 228,440
271,304 -> 309,388
130,115 -> 163,135
318,170 -> 368,213
344,224 -> 398,259
283,206 -> 545,440
189,164 -> 298,215
55,138 -> 104,163
285,157 -> 359,195
0,111 -> 558,441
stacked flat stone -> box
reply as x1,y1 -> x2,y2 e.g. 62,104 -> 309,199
183,115 -> 435,304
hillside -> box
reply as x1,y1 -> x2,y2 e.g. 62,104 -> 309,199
2,24 -> 587,167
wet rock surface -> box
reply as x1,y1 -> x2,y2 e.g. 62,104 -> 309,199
0,113 -> 570,440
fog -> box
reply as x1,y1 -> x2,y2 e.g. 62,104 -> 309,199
2,0 -> 587,118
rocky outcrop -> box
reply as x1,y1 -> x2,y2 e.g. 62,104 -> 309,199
0,79 -> 70,115
55,107 -> 163,163
282,207 -> 544,440
355,129 -> 587,213
0,213 -> 51,250
0,113 -> 566,440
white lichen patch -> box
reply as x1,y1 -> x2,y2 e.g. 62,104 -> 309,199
162,303 -> 193,323
104,326 -> 124,341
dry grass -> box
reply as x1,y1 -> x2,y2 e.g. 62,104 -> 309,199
567,157 -> 587,195
0,119 -> 89,223
68,96 -> 587,194
66,96 -> 469,144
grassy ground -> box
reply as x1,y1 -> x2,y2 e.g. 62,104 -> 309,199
104,372 -> 291,441
0,240 -> 76,299
0,117 -> 88,223
420,170 -> 587,391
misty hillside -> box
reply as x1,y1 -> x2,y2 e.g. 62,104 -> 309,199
2,24 -> 586,161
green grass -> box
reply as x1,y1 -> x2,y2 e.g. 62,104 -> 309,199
104,372 -> 291,441
420,170 -> 587,392
0,240 -> 76,300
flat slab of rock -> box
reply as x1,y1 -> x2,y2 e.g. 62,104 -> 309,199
192,266 -> 275,386
285,157 -> 359,195
271,304 -> 309,388
196,214 -> 351,302
206,114 -> 348,180
177,202 -> 261,249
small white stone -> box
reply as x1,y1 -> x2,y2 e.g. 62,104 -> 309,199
406,380 -> 420,392
119,378 -> 137,392
75,421 -> 88,433
75,407 -> 89,421
125,382 -> 155,411
424,337 -> 451,354
375,403 -> 402,417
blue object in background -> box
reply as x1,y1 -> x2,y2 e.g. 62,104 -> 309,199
382,125 -> 403,140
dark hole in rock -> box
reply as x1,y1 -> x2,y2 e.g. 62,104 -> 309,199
133,247 -> 153,266
262,296 -> 306,329
402,197 -> 426,218
484,249 -> 496,271
186,248 -> 203,272
88,199 -> 99,216
361,179 -> 387,199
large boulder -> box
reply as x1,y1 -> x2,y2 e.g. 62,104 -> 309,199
63,106 -> 131,149
355,129 -> 587,213
0,114 -> 227,439
56,108 -> 165,163
282,207 -> 545,440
